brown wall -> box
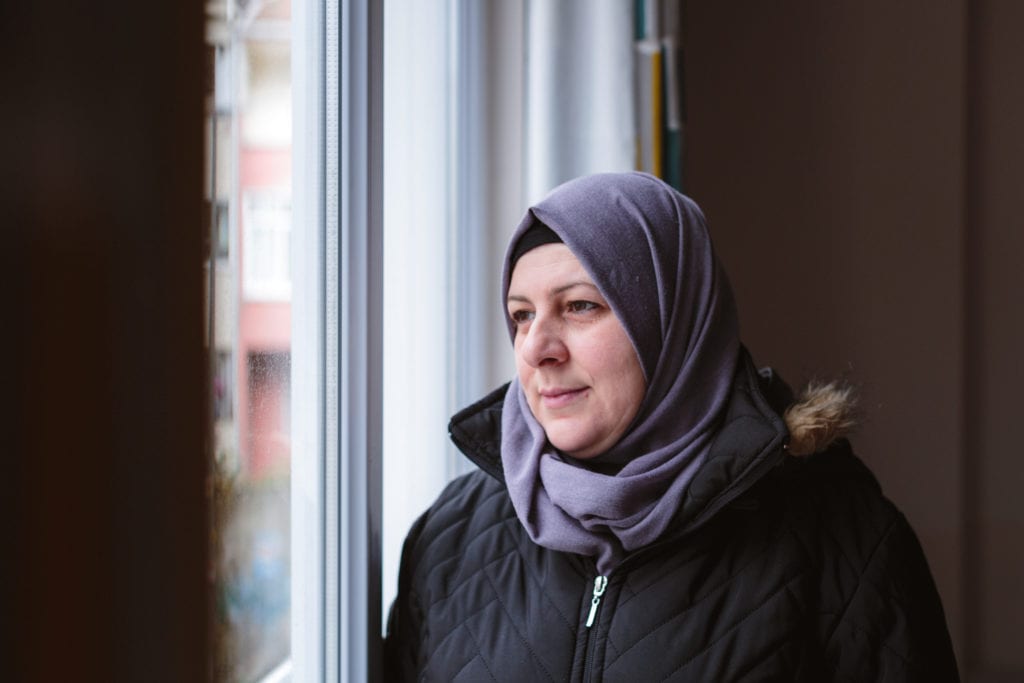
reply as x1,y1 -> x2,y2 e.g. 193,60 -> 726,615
967,1 -> 1024,676
684,2 -> 1023,679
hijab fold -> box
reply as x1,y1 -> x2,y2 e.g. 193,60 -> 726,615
500,172 -> 740,574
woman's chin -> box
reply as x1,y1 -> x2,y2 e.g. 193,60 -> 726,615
546,431 -> 603,460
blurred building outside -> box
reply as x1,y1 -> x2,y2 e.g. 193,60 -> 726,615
206,0 -> 293,680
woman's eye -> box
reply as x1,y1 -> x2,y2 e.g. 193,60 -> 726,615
567,300 -> 599,314
510,309 -> 533,324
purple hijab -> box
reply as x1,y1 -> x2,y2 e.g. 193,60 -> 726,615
500,172 -> 740,574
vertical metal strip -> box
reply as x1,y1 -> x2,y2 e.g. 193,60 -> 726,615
333,0 -> 383,680
364,0 -> 385,672
445,0 -> 459,474
448,0 -> 488,479
323,0 -> 340,680
338,0 -> 355,675
290,0 -> 325,676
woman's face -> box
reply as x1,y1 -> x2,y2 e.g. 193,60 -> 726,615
507,243 -> 646,459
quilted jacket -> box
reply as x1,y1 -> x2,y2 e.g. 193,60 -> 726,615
384,356 -> 959,681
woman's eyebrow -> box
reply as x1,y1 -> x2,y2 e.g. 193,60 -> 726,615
551,281 -> 599,296
507,281 -> 598,305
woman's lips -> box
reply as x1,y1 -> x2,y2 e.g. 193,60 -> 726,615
539,387 -> 587,409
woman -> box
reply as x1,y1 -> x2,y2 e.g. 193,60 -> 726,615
385,172 -> 958,681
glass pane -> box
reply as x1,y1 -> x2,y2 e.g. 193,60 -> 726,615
205,1 -> 293,680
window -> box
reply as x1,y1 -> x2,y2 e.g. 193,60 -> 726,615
207,1 -> 656,680
243,190 -> 292,302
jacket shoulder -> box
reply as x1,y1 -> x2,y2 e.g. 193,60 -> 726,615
385,469 -> 517,680
772,445 -> 959,680
404,469 -> 513,574
385,469 -> 587,682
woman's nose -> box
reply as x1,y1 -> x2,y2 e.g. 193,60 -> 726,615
519,315 -> 568,368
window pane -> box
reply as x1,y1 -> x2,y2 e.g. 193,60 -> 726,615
205,1 -> 293,679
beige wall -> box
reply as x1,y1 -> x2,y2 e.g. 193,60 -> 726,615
684,1 -> 1022,679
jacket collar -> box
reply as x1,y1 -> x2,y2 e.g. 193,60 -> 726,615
448,382 -> 508,481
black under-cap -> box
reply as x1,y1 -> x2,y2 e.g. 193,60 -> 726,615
508,219 -> 563,268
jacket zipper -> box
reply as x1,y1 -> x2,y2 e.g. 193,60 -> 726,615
585,575 -> 608,628
581,574 -> 608,681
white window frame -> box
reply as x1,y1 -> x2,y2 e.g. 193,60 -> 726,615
291,0 -> 383,681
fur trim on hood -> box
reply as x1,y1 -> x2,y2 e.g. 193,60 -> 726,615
783,382 -> 857,457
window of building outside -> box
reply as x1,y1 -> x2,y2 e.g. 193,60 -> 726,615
205,1 -> 293,680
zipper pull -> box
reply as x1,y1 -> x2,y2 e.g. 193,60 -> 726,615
585,575 -> 609,628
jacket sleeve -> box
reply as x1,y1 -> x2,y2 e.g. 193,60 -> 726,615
383,509 -> 430,683
822,510 -> 959,682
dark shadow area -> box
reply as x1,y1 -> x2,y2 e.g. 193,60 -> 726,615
4,3 -> 208,681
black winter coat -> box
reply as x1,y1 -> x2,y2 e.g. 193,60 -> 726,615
384,358 -> 959,682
